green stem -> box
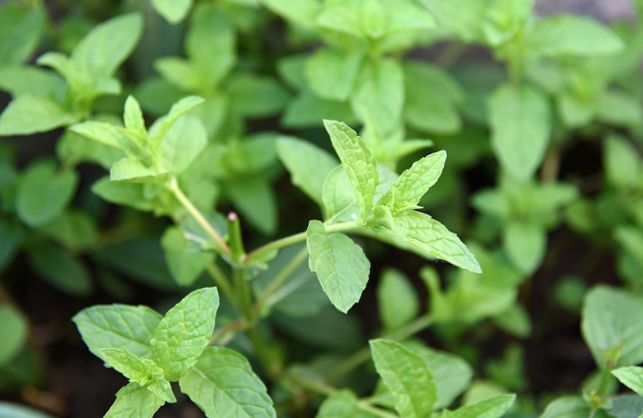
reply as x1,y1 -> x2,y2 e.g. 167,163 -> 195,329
206,263 -> 235,307
168,178 -> 230,257
253,247 -> 309,317
227,212 -> 246,264
325,314 -> 434,382
245,220 -> 361,264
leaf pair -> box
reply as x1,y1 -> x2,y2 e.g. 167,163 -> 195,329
0,13 -> 143,136
288,121 -> 480,313
74,287 -> 277,417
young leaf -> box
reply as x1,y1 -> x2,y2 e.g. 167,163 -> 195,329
379,151 -> 446,213
581,286 -> 643,368
73,305 -> 163,362
323,120 -> 379,217
104,383 -> 165,418
179,347 -> 276,418
0,96 -> 76,135
101,348 -> 176,403
306,220 -> 370,313
351,58 -> 404,135
71,13 -> 143,80
377,269 -> 419,330
371,210 -> 481,273
489,84 -> 550,180
612,366 -> 643,397
152,0 -> 193,24
370,339 -> 436,418
277,136 -> 338,205
503,221 -> 546,275
151,287 -> 219,380
305,47 -> 364,101
526,15 -> 624,57
161,226 -> 213,286
123,96 -> 146,136
443,394 -> 516,418
148,96 -> 205,146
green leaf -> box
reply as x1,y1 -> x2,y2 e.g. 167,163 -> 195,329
379,151 -> 446,213
371,210 -> 481,273
444,394 -> 516,418
161,226 -> 213,286
0,306 -> 27,367
149,95 -> 205,146
101,348 -> 176,403
37,209 -> 99,251
526,15 -> 624,57
540,396 -> 590,418
489,84 -> 551,180
0,66 -> 65,98
316,390 -> 360,418
179,347 -> 276,418
152,0 -> 193,24
160,116 -> 207,174
581,286 -> 643,368
351,58 -> 404,135
503,222 -> 546,275
604,135 -> 640,189
226,178 -> 278,236
370,339 -> 436,418
377,269 -> 419,330
71,13 -> 143,80
73,304 -> 163,362
0,219 -> 23,274
123,96 -> 146,135
403,61 -> 463,134
323,120 -> 379,217
110,158 -> 166,182
612,366 -> 643,397
264,0 -> 320,28
16,160 -> 77,226
27,243 -> 93,296
0,96 -> 75,136
283,92 -> 358,128
404,342 -> 473,409
306,220 -> 370,313
151,287 -> 219,380
227,74 -> 290,118
277,136 -> 338,205
306,47 -> 364,101
104,382 -> 165,418
0,3 -> 46,66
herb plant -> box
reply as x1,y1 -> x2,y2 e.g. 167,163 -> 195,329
1,1 -> 642,417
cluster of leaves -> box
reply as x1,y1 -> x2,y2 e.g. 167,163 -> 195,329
0,0 -> 642,417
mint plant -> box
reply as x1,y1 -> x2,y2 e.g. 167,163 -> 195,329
1,1 -> 643,417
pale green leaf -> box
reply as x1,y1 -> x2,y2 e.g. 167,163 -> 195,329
0,96 -> 75,136
444,394 -> 516,418
101,348 -> 176,403
370,210 -> 481,273
160,116 -> 207,174
604,135 -> 640,189
379,151 -> 446,213
306,220 -> 370,313
149,96 -> 205,145
16,160 -> 78,227
503,222 -> 546,275
0,66 -> 65,98
104,382 -> 165,418
227,74 -> 290,117
489,84 -> 551,180
316,391 -> 359,418
110,158 -> 166,182
323,120 -> 379,217
71,13 -> 143,79
351,58 -> 404,135
264,0 -> 320,27
581,286 -> 643,368
73,304 -> 163,362
370,339 -> 436,418
277,136 -> 338,205
123,96 -> 146,135
0,3 -> 46,66
161,226 -> 213,286
151,287 -> 219,380
152,0 -> 192,24
226,178 -> 278,235
0,402 -> 53,418
612,366 -> 643,397
540,396 -> 590,418
526,15 -> 623,57
0,306 -> 27,366
306,47 -> 364,101
179,347 -> 276,418
377,269 -> 419,330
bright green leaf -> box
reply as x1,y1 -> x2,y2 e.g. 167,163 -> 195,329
306,47 -> 364,101
0,96 -> 76,136
104,382 -> 165,418
444,394 -> 516,418
161,226 -> 213,286
0,306 -> 27,366
306,220 -> 370,313
152,0 -> 192,24
316,390 -> 360,418
604,135 -> 640,189
160,116 -> 207,174
503,222 -> 546,275
377,269 -> 419,330
612,366 -> 643,397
